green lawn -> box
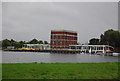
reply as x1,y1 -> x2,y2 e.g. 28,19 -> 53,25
2,63 -> 119,79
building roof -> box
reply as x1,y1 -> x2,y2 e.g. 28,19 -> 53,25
24,44 -> 50,45
51,29 -> 77,33
69,45 -> 114,48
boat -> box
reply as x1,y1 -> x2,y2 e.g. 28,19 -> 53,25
112,53 -> 120,56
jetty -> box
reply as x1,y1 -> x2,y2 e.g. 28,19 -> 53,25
5,49 -> 80,54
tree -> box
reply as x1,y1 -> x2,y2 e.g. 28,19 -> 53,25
28,39 -> 38,44
2,39 -> 11,48
44,41 -> 48,44
19,41 -> 25,48
100,29 -> 120,48
38,40 -> 43,44
0,41 -> 2,47
89,38 -> 100,45
10,39 -> 16,46
2,39 -> 27,49
10,39 -> 15,42
12,42 -> 21,48
99,34 -> 104,44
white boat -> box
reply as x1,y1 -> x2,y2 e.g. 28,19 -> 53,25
112,53 -> 120,56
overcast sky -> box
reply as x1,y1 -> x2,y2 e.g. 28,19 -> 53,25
2,2 -> 118,44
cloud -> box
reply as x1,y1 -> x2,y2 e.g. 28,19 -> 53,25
2,2 -> 118,43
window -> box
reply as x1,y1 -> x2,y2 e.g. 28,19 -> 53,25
56,41 -> 58,45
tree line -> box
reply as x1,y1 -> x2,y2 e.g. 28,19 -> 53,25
1,29 -> 120,49
89,29 -> 120,48
1,39 -> 49,49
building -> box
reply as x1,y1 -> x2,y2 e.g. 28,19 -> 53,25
7,46 -> 15,50
50,30 -> 77,50
69,45 -> 114,54
23,44 -> 50,50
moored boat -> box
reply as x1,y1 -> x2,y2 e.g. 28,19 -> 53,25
112,53 -> 120,56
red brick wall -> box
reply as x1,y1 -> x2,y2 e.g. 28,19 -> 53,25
50,31 -> 77,49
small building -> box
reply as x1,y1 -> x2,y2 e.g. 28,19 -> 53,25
69,45 -> 114,54
50,30 -> 77,50
7,46 -> 15,49
23,44 -> 50,50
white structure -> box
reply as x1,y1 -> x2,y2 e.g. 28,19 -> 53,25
24,44 -> 50,50
69,45 -> 114,54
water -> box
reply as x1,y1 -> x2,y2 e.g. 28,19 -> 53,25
2,50 -> 119,63
0,50 -> 1,63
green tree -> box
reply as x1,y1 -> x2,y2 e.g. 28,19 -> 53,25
28,39 -> 38,44
38,40 -> 43,44
99,34 -> 104,44
89,38 -> 100,45
10,39 -> 15,42
2,39 -> 11,48
0,41 -> 2,48
12,42 -> 22,48
44,41 -> 48,44
100,29 -> 120,48
2,39 -> 26,49
10,39 -> 16,46
19,41 -> 25,48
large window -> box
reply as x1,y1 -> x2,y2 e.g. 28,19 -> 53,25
71,46 -> 76,49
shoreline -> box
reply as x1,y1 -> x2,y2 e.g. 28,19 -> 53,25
3,49 -> 80,54
2,61 -> 120,64
1,62 -> 120,64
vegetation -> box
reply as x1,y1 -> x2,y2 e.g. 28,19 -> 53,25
89,38 -> 100,45
2,39 -> 25,49
28,39 -> 48,44
0,41 -> 2,48
2,39 -> 11,48
44,41 -> 48,44
38,40 -> 43,44
1,29 -> 120,49
100,29 -> 120,48
1,39 -> 49,49
28,38 -> 38,44
89,29 -> 120,48
2,63 -> 119,79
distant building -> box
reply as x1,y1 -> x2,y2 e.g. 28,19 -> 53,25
23,44 -> 50,50
7,46 -> 15,49
69,45 -> 114,54
50,30 -> 77,50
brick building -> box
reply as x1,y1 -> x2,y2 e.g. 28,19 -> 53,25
50,30 -> 77,50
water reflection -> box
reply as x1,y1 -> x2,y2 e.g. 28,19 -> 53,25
49,54 -> 78,63
2,51 -> 119,63
0,50 -> 2,63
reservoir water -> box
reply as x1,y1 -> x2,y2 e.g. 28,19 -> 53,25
1,50 -> 119,63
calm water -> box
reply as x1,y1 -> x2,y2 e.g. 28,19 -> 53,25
2,50 -> 119,63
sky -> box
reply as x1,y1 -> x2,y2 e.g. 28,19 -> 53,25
2,2 -> 118,44
118,1 -> 120,31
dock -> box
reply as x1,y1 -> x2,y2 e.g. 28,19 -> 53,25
5,49 -> 81,54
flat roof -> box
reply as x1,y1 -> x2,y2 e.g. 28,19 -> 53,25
51,30 -> 77,33
69,45 -> 113,47
24,44 -> 49,45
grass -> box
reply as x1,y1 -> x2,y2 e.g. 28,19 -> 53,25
2,62 -> 119,79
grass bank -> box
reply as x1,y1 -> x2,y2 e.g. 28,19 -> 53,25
2,62 -> 119,79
